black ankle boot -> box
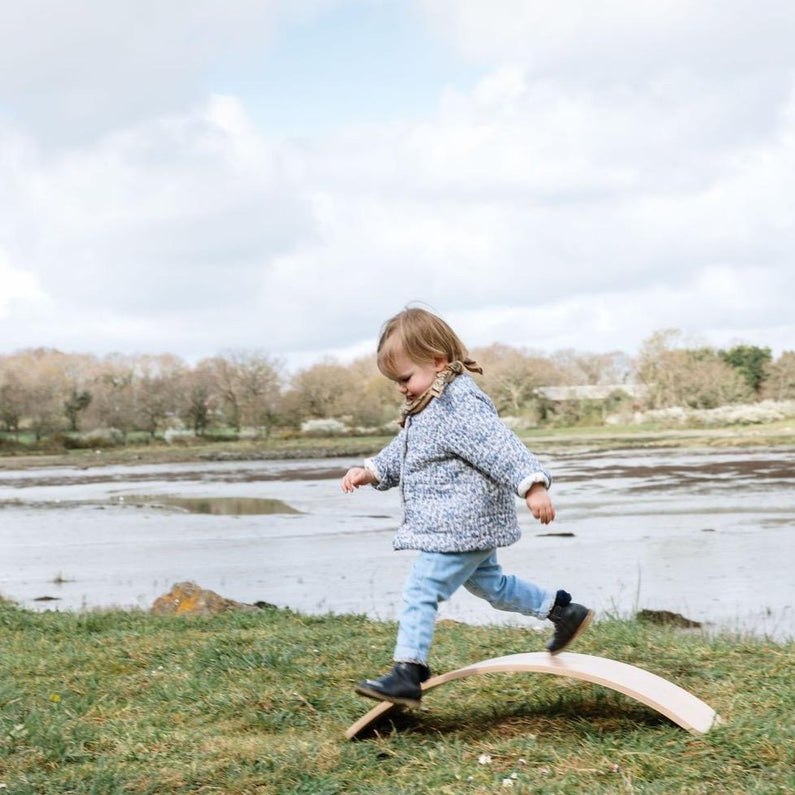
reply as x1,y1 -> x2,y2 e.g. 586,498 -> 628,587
546,600 -> 594,655
355,662 -> 431,708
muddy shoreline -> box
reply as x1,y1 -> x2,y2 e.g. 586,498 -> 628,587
2,443 -> 794,640
2,423 -> 794,474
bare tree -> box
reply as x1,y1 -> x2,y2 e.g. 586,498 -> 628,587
552,348 -> 634,385
204,351 -> 282,436
135,354 -> 187,437
204,356 -> 242,431
60,353 -> 97,432
761,351 -> 795,400
90,354 -> 138,437
17,349 -> 71,440
286,359 -> 352,422
0,360 -> 26,435
182,360 -> 218,435
637,330 -> 752,409
235,351 -> 283,437
473,344 -> 564,416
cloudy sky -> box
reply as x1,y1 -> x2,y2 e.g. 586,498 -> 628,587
1,0 -> 793,370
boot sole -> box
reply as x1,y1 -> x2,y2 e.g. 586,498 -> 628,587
354,683 -> 422,709
547,608 -> 594,656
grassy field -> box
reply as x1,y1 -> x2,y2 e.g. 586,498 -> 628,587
2,418 -> 795,472
1,599 -> 793,794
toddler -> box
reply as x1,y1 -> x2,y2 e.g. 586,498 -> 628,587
341,307 -> 592,707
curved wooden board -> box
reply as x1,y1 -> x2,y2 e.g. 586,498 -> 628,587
345,652 -> 721,740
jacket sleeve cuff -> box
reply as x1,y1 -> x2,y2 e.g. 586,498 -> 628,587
364,459 -> 382,484
517,471 -> 550,497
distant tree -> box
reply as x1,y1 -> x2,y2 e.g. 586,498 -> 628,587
185,382 -> 213,435
203,351 -> 282,436
57,353 -> 98,433
235,351 -> 283,437
637,330 -> 753,409
135,354 -> 187,437
91,355 -> 137,437
473,344 -> 564,416
181,362 -> 218,435
551,349 -> 634,385
204,356 -> 243,431
18,349 -> 71,440
286,359 -> 351,422
719,344 -> 772,394
63,389 -> 92,432
0,364 -> 25,435
761,351 -> 795,400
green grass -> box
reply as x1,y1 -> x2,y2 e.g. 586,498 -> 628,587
4,420 -> 795,473
1,600 -> 793,793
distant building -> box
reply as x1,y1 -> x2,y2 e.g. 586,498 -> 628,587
534,384 -> 647,401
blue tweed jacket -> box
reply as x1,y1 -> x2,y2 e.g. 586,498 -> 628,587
365,374 -> 552,553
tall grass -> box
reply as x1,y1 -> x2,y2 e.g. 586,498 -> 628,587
1,600 -> 793,793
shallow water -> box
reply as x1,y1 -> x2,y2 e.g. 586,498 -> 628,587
1,446 -> 793,640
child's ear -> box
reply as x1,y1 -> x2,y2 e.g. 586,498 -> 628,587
434,357 -> 448,372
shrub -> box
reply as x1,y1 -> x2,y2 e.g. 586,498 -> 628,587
83,427 -> 127,447
300,418 -> 349,437
617,400 -> 795,427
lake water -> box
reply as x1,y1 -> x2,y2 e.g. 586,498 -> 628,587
1,446 -> 793,640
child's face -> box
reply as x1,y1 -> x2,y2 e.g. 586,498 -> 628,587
392,351 -> 448,400
389,350 -> 447,401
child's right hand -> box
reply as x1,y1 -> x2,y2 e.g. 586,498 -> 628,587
341,466 -> 376,493
526,483 -> 556,525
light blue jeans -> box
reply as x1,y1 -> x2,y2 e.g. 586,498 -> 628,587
393,548 -> 556,664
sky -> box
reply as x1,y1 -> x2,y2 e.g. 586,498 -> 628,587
1,0 -> 793,372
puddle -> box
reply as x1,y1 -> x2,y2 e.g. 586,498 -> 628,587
127,495 -> 301,515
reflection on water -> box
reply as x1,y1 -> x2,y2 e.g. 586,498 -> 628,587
127,495 -> 301,515
1,447 -> 793,640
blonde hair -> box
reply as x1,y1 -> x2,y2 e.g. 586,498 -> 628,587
376,307 -> 482,379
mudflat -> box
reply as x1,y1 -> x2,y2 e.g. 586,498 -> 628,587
2,437 -> 793,640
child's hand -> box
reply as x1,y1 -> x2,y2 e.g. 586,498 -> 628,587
526,483 -> 555,525
341,466 -> 376,493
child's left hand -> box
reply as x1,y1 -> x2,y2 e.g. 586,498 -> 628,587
526,483 -> 555,525
341,466 -> 376,493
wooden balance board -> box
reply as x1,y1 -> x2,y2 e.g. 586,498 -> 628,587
345,652 -> 721,740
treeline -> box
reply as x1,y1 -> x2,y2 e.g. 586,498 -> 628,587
0,329 -> 793,447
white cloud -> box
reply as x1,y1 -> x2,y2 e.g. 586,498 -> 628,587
418,1 -> 795,84
0,248 -> 48,317
0,1 -> 793,366
11,97 -> 311,305
0,1 -> 348,145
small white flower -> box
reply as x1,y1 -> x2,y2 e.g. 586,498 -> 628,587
502,779 -> 514,788
478,753 -> 492,765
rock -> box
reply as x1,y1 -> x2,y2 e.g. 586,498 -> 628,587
636,609 -> 702,628
150,581 -> 259,616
